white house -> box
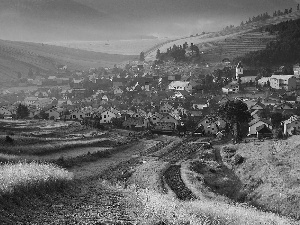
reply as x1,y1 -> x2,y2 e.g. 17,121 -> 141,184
258,77 -> 270,86
269,75 -> 297,91
222,83 -> 239,94
192,99 -> 208,110
168,81 -> 193,92
283,115 -> 300,135
248,118 -> 272,135
100,110 -> 116,124
24,97 -> 39,106
293,63 -> 300,77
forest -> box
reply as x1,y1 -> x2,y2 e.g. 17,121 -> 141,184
236,18 -> 300,66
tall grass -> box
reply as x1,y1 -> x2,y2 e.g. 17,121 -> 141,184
127,188 -> 297,225
0,162 -> 73,197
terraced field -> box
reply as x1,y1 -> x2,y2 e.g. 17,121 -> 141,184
145,11 -> 300,62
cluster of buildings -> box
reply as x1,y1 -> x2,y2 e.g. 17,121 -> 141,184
222,62 -> 300,93
1,60 -> 300,137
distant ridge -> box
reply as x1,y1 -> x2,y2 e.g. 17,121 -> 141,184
145,11 -> 300,62
0,39 -> 137,86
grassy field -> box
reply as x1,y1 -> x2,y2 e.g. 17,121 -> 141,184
220,136 -> 300,220
0,162 -> 73,197
124,158 -> 296,225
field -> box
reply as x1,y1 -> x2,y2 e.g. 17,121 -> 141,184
0,120 -> 299,224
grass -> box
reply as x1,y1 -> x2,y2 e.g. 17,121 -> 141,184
126,187 -> 296,225
0,162 -> 73,198
223,136 -> 300,220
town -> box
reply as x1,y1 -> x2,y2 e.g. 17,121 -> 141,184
1,58 -> 300,140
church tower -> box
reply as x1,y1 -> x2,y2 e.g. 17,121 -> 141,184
236,61 -> 243,80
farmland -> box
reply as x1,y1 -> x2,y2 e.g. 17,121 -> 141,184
0,120 -> 299,224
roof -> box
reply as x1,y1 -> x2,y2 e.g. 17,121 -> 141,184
249,118 -> 272,127
283,115 -> 300,125
239,70 -> 258,77
169,81 -> 190,88
256,124 -> 272,133
223,83 -> 239,89
270,75 -> 295,80
236,62 -> 243,68
193,98 -> 207,105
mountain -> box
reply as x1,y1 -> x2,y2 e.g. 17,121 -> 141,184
0,39 -> 137,86
0,0 -> 298,42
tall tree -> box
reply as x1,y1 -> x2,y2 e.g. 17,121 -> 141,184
16,104 -> 29,119
139,51 -> 145,61
218,100 -> 252,143
156,49 -> 161,60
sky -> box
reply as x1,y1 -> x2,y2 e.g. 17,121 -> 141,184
0,0 -> 298,42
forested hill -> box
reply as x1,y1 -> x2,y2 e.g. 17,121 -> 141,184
236,18 -> 300,66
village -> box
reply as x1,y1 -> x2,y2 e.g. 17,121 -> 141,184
0,59 -> 300,139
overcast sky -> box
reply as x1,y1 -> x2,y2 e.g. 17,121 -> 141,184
0,0 -> 298,41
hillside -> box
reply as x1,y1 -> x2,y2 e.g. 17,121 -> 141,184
145,11 -> 300,63
0,39 -> 137,86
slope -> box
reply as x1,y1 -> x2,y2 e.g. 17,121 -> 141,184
0,39 -> 137,85
145,11 -> 300,62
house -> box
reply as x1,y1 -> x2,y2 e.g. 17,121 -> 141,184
46,108 -> 61,120
248,118 -> 272,136
160,103 -> 174,114
250,102 -> 265,111
256,124 -> 273,138
258,77 -> 270,86
149,112 -> 164,125
283,115 -> 300,135
113,87 -> 123,96
251,110 -> 260,119
0,107 -> 12,117
100,110 -> 116,124
269,75 -> 297,91
222,83 -> 239,94
70,109 -> 86,120
168,81 -> 193,92
274,103 -> 293,112
293,63 -> 300,77
122,117 -> 149,129
159,114 -> 180,127
235,62 -> 257,83
192,99 -> 208,110
196,117 -> 226,135
24,97 -> 38,106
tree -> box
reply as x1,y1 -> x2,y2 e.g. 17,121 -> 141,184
156,49 -> 161,60
28,68 -> 34,78
16,104 -> 29,119
270,112 -> 283,128
17,72 -> 22,79
139,52 -> 145,61
218,100 -> 252,143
